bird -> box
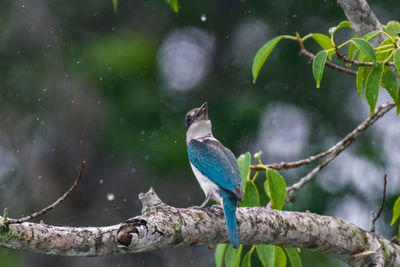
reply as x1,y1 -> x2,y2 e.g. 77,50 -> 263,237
185,102 -> 243,249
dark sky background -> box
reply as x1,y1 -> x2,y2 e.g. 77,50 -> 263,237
0,0 -> 399,266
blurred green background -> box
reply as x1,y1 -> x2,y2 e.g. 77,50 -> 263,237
0,0 -> 399,266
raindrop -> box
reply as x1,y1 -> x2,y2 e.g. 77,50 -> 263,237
293,14 -> 297,18
38,176 -> 42,179
99,179 -> 104,184
130,168 -> 136,173
144,155 -> 149,160
97,100 -> 102,105
10,168 -> 14,172
200,14 -> 207,22
22,4 -> 25,8
36,117 -> 40,121
122,198 -> 127,203
71,100 -> 75,104
107,193 -> 115,201
38,98 -> 41,102
329,27 -> 336,34
99,76 -> 103,81
43,88 -> 47,92
140,130 -> 145,135
76,60 -> 80,64
174,140 -> 177,144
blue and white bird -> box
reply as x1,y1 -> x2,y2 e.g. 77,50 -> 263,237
185,102 -> 243,248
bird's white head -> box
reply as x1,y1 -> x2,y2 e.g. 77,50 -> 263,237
185,102 -> 213,144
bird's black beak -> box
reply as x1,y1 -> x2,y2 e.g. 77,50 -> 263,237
198,102 -> 208,118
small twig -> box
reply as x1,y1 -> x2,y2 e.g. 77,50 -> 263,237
284,102 -> 395,197
335,48 -> 394,67
299,48 -> 357,76
252,102 -> 396,172
6,161 -> 86,225
370,174 -> 388,232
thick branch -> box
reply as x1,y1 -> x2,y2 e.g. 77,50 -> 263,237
0,189 -> 399,266
337,0 -> 383,38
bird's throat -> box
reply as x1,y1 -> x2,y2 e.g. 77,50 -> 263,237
186,120 -> 212,144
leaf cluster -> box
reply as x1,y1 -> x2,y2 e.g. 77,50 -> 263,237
215,152 -> 301,267
253,20 -> 400,115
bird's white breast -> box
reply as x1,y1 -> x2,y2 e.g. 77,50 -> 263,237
190,163 -> 221,202
186,120 -> 212,144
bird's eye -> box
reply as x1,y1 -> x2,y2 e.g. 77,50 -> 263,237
185,115 -> 192,127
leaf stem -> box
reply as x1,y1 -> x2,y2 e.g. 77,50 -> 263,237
281,35 -> 298,41
337,39 -> 351,49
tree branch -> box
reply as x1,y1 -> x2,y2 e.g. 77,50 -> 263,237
370,174 -> 388,232
0,188 -> 399,266
299,48 -> 357,76
6,161 -> 86,225
286,102 -> 395,196
337,0 -> 384,39
251,102 -> 395,174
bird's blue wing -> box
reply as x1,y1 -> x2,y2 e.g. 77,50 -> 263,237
188,139 -> 242,199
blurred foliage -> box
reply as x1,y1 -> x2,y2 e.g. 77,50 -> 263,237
0,0 -> 399,266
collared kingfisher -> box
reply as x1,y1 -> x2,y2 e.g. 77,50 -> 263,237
185,102 -> 243,249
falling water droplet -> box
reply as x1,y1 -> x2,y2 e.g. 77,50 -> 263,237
107,193 -> 115,201
200,14 -> 207,22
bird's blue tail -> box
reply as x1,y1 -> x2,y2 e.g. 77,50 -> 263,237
221,191 -> 239,249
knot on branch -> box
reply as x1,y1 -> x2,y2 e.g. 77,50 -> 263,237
139,188 -> 163,207
116,188 -> 166,248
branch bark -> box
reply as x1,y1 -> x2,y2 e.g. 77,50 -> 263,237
337,0 -> 383,38
1,189 -> 399,266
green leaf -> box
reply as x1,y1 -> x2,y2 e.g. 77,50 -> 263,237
215,244 -> 227,267
351,38 -> 376,62
112,0 -> 118,13
252,36 -> 282,83
265,169 -> 287,210
165,0 -> 178,13
391,196 -> 400,226
356,66 -> 367,100
329,20 -> 352,36
284,247 -> 302,267
225,245 -> 243,267
311,33 -> 334,50
312,50 -> 328,88
365,63 -> 384,115
394,49 -> 400,75
362,30 -> 381,41
241,181 -> 260,207
241,250 -> 252,267
348,38 -> 357,60
385,20 -> 400,37
237,153 -> 251,186
398,224 -> 400,238
274,246 -> 287,267
381,69 -> 399,104
256,244 -> 275,267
